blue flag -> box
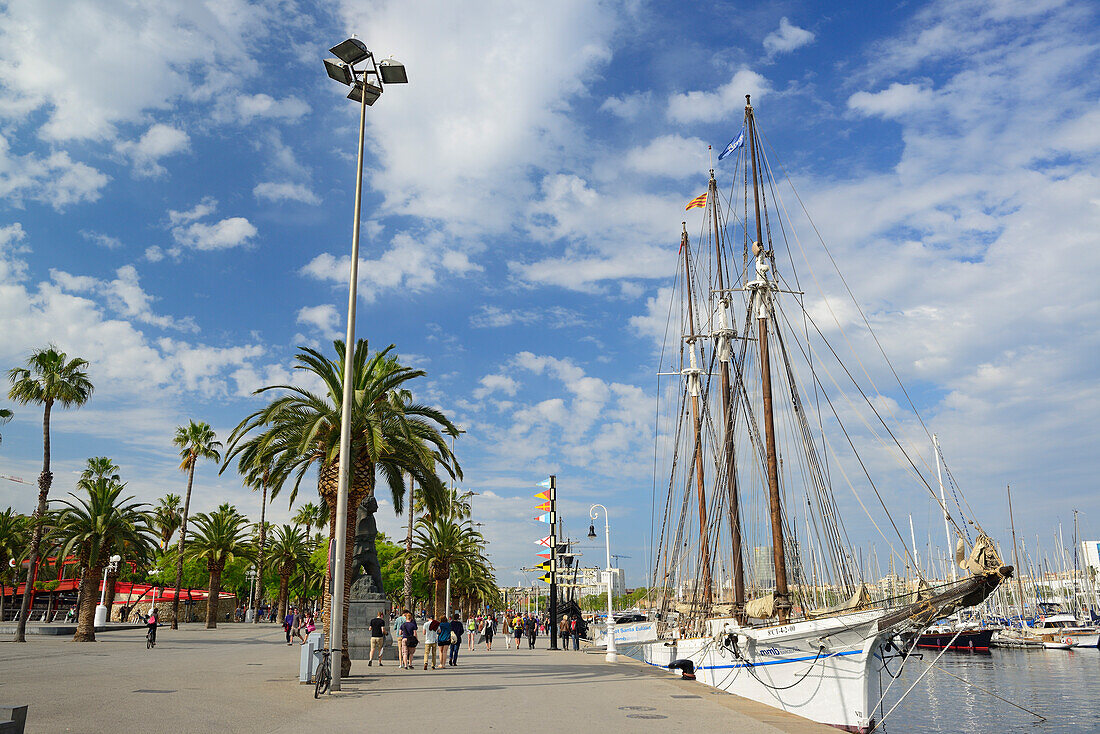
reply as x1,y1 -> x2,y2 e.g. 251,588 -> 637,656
536,477 -> 552,489
718,129 -> 745,161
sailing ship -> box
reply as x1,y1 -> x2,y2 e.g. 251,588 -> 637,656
619,96 -> 1013,733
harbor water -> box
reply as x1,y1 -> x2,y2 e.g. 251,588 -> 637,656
883,647 -> 1100,733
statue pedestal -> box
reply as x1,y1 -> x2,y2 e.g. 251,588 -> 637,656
348,596 -> 395,660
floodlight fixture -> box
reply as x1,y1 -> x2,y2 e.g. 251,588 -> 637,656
324,58 -> 354,86
347,80 -> 382,106
330,37 -> 371,65
378,58 -> 408,84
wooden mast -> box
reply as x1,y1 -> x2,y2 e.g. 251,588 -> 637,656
708,169 -> 745,619
682,223 -> 713,608
1007,484 -> 1027,619
747,94 -> 790,621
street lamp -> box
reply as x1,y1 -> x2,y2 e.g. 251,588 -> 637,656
321,35 -> 407,693
588,505 -> 617,663
94,555 -> 121,627
245,567 -> 259,622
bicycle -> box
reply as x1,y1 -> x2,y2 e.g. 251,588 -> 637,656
146,625 -> 157,649
313,648 -> 332,698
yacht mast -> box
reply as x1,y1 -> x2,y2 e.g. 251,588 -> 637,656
708,168 -> 746,619
1007,484 -> 1027,619
933,434 -> 957,583
745,95 -> 790,621
681,223 -> 713,608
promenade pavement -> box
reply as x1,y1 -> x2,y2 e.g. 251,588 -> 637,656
0,624 -> 832,733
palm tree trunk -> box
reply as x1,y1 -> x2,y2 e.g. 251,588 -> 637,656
434,575 -> 447,619
206,564 -> 222,629
14,399 -> 53,643
73,561 -> 101,642
254,480 -> 268,623
403,475 -> 414,612
278,572 -> 290,622
321,496 -> 360,678
172,461 -> 196,629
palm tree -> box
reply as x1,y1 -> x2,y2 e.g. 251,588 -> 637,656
80,456 -> 120,484
169,420 -> 222,629
184,507 -> 253,629
266,525 -> 309,622
408,515 -> 485,619
291,501 -> 326,534
153,494 -> 183,549
0,407 -> 12,446
0,508 -> 29,622
7,346 -> 94,642
50,477 -> 155,641
224,340 -> 462,676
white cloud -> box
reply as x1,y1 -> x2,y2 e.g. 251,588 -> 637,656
473,374 -> 519,400
469,305 -> 585,329
254,181 -> 320,204
333,0 -> 617,234
50,265 -> 198,332
80,231 -> 122,249
167,198 -> 257,251
667,69 -> 770,124
624,134 -> 710,179
763,18 -> 815,55
848,82 -> 935,119
115,123 -> 190,177
235,93 -> 309,123
301,230 -> 482,301
599,91 -> 652,120
296,304 -> 341,338
0,134 -> 108,210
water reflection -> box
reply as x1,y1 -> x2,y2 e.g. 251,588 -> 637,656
886,648 -> 1100,732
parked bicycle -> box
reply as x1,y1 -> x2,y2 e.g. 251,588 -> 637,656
313,648 -> 331,698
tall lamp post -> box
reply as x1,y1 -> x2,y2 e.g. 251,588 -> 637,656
588,505 -> 617,663
322,36 -> 408,692
94,555 -> 121,627
245,567 -> 258,622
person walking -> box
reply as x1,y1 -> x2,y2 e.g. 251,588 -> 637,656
502,613 -> 511,649
559,615 -> 570,650
484,614 -> 495,651
423,613 -> 440,670
296,610 -> 315,644
398,609 -> 418,670
449,613 -> 463,667
572,615 -> 584,650
368,609 -> 386,666
437,614 -> 452,668
283,607 -> 296,646
526,613 -> 538,649
467,615 -> 477,650
513,613 -> 524,651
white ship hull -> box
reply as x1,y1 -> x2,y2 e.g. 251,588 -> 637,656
620,611 -> 895,733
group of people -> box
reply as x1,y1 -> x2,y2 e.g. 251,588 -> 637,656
281,606 -> 318,645
385,609 -> 466,670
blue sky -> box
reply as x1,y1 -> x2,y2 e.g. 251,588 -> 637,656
1,0 -> 1098,590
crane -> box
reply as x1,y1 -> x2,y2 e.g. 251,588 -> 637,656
1,474 -> 31,485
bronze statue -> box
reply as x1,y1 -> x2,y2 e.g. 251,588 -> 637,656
350,493 -> 385,598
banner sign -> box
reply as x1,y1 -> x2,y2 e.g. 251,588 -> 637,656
612,621 -> 658,645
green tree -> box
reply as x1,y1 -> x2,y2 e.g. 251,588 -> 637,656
408,516 -> 485,619
0,508 -> 29,622
0,407 -> 12,446
266,524 -> 309,621
170,420 -> 222,629
153,494 -> 183,549
7,346 -> 94,642
224,340 -> 462,676
184,507 -> 253,629
50,476 -> 155,641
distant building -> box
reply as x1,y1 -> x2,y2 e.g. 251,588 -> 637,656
1082,541 -> 1100,579
574,566 -> 626,597
753,546 -> 775,589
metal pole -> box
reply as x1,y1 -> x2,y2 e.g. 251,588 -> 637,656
933,434 -> 956,583
590,504 -> 617,663
329,64 -> 369,692
549,475 -> 558,650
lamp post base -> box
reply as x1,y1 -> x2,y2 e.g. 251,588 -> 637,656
94,604 -> 108,627
605,650 -> 618,663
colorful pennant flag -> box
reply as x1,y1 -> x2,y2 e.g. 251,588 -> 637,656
537,552 -> 552,560
539,574 -> 552,583
534,491 -> 549,500
536,477 -> 552,489
535,501 -> 550,511
536,535 -> 552,547
685,192 -> 707,210
537,560 -> 555,571
535,513 -> 551,523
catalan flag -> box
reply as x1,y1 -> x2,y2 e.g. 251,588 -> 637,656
685,192 -> 707,210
